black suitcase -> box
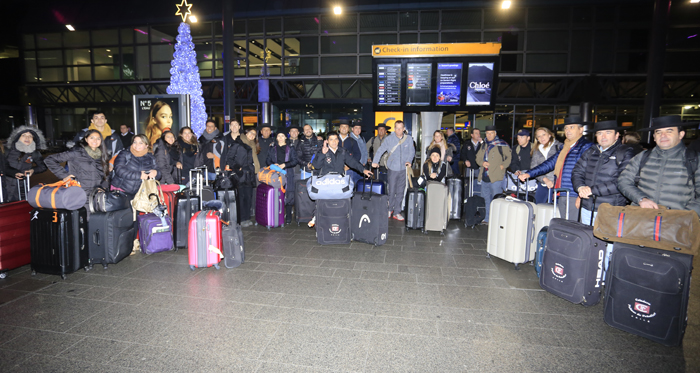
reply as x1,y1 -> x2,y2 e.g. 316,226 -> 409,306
174,190 -> 200,249
315,199 -> 351,245
88,208 -> 135,269
604,243 -> 693,346
539,197 -> 606,306
222,222 -> 245,268
216,188 -> 238,224
405,188 -> 425,230
295,178 -> 314,225
463,169 -> 485,227
30,208 -> 89,279
351,188 -> 389,246
446,177 -> 462,220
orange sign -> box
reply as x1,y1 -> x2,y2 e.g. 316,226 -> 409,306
372,43 -> 501,58
242,116 -> 258,124
374,112 -> 403,136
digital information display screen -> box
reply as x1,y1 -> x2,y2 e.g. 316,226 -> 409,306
466,62 -> 495,106
377,64 -> 402,106
406,63 -> 432,106
435,63 -> 463,106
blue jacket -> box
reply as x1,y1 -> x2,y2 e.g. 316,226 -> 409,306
527,137 -> 594,197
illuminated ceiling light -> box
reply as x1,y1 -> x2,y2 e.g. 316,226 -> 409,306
684,105 -> 693,109
189,15 -> 198,23
66,24 -> 75,31
106,49 -> 111,52
501,1 -> 512,9
691,0 -> 700,4
108,55 -> 113,58
333,6 -> 342,15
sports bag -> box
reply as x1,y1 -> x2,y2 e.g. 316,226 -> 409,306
257,167 -> 287,192
88,187 -> 130,213
28,179 -> 87,210
307,173 -> 354,200
593,203 -> 700,255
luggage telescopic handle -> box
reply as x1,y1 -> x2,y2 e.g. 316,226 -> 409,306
577,194 -> 597,225
552,188 -> 570,220
515,175 -> 532,201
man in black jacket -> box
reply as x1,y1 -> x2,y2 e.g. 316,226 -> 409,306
572,120 -> 635,224
509,129 -> 532,173
258,124 -> 275,169
198,119 -> 224,180
460,128 -> 483,194
312,132 -> 373,177
298,124 -> 321,180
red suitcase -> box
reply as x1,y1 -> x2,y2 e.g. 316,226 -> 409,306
187,210 -> 222,270
0,201 -> 33,278
159,190 -> 177,221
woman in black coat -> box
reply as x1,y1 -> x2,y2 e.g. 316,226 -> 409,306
265,132 -> 298,223
45,129 -> 110,196
110,134 -> 160,195
154,131 -> 183,184
177,127 -> 202,185
220,128 -> 255,227
4,126 -> 47,202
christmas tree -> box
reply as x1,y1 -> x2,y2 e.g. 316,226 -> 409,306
167,22 -> 207,136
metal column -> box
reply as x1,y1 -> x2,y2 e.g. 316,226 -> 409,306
641,0 -> 671,131
222,0 -> 235,132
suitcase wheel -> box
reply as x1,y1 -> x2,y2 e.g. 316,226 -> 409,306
84,266 -> 90,272
486,253 -> 490,259
514,264 -> 520,271
31,270 -> 36,276
61,274 -> 67,280
102,264 -> 109,270
214,263 -> 220,270
189,265 -> 196,271
0,272 -> 6,279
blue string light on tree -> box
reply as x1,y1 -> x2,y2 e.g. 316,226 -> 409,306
167,0 -> 207,136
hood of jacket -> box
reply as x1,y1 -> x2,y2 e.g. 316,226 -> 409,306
8,126 -> 47,151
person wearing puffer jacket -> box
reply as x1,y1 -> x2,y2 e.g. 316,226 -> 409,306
45,129 -> 111,197
153,131 -> 182,185
4,126 -> 47,202
111,134 -> 160,195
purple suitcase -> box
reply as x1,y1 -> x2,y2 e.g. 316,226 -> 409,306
137,213 -> 174,255
255,184 -> 284,229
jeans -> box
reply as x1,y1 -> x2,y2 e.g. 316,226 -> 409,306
481,181 -> 500,223
535,184 -> 551,204
239,186 -> 253,222
580,207 -> 614,279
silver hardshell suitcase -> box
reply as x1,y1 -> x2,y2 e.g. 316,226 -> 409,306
486,195 -> 536,270
423,181 -> 450,234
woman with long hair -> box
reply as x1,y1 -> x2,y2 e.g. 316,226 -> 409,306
145,101 -> 173,145
423,146 -> 447,183
45,129 -> 110,197
111,134 -> 160,195
153,130 -> 182,184
177,127 -> 201,185
241,127 -> 261,175
425,130 -> 456,176
529,127 -> 562,204
265,131 -> 299,224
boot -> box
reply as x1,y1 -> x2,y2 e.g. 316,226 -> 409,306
285,205 -> 293,224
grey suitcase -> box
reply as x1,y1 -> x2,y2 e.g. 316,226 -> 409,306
486,195 -> 535,270
424,181 -> 450,234
446,177 -> 462,220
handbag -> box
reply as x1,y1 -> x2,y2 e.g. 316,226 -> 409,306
28,179 -> 87,210
593,203 -> 700,255
214,171 -> 237,190
257,167 -> 287,192
88,187 -> 130,213
130,178 -> 165,219
306,172 -> 354,200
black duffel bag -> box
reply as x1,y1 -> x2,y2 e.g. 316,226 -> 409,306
88,187 -> 131,213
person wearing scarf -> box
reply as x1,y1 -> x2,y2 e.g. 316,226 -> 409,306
475,125 -> 511,224
45,129 -> 110,197
111,134 -> 160,195
72,111 -> 124,158
520,116 -> 594,220
198,119 -> 224,180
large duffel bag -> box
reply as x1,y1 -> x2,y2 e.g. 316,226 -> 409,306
28,179 -> 87,211
88,187 -> 130,213
593,203 -> 700,255
307,173 -> 354,200
257,167 -> 287,192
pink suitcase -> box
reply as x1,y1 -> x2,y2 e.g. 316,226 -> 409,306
255,183 -> 284,229
187,210 -> 222,270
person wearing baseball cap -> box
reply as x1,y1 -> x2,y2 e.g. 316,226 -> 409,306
509,129 -> 532,174
618,115 -> 700,218
519,115 -> 594,220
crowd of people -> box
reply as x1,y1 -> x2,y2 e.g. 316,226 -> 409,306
1,110 -> 699,231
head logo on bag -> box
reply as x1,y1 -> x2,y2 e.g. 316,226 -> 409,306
629,299 -> 656,319
330,224 -> 341,236
359,214 -> 370,228
552,263 -> 566,280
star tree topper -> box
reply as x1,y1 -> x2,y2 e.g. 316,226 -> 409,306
175,0 -> 193,22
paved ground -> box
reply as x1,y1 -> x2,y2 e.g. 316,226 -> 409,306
0,218 -> 697,372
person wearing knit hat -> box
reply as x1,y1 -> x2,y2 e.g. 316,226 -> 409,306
423,146 -> 448,184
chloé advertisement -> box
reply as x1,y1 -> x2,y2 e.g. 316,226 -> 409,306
132,94 -> 190,145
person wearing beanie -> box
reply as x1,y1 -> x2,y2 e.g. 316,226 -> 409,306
423,146 -> 447,183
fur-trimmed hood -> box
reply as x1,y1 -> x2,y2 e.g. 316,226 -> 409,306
8,126 -> 47,151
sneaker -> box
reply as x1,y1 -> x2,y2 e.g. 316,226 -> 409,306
308,216 -> 316,228
393,213 -> 405,221
388,211 -> 393,218
241,220 -> 253,228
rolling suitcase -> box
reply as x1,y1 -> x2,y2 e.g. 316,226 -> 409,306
316,199 -> 351,245
174,190 -> 200,249
539,195 -> 605,306
0,201 -> 33,279
188,210 -> 222,270
137,213 -> 174,255
405,189 -> 425,230
222,222 -> 245,268
355,179 -> 386,195
463,169 -> 485,227
87,207 -> 135,269
351,180 -> 389,246
534,227 -> 548,278
486,194 -> 535,270
446,177 -> 462,220
159,190 -> 176,221
216,188 -> 238,224
30,207 -> 89,279
532,186 -> 557,250
603,243 -> 693,346
295,178 -> 314,225
190,167 -> 215,202
424,181 -> 450,234
255,183 -> 284,229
